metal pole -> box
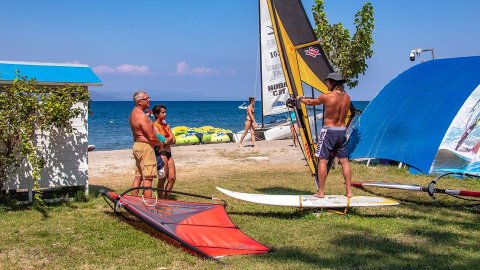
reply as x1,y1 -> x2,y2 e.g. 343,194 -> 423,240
258,0 -> 265,128
421,48 -> 435,60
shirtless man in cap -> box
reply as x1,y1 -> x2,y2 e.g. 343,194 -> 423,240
297,72 -> 353,198
129,90 -> 163,198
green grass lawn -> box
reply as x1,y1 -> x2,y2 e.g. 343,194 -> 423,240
1,163 -> 480,269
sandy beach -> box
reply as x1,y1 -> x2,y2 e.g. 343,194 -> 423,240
88,139 -> 305,188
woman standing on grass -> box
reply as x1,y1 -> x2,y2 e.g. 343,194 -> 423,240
152,105 -> 176,199
239,97 -> 258,147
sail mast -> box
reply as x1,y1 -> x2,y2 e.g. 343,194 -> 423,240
258,0 -> 265,128
259,0 -> 290,121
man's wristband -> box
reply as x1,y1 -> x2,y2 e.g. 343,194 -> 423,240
299,96 -> 304,101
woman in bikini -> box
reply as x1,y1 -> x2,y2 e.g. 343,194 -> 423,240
239,97 -> 258,147
152,105 -> 176,199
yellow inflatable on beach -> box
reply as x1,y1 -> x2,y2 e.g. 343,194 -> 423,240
172,126 -> 189,136
199,126 -> 216,134
175,133 -> 201,145
187,127 -> 203,134
209,132 -> 234,143
212,128 -> 232,134
172,126 -> 234,145
201,133 -> 212,143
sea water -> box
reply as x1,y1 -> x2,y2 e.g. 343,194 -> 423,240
88,101 -> 369,150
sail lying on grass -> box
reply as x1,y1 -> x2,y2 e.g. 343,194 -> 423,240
266,0 -> 358,182
102,190 -> 269,260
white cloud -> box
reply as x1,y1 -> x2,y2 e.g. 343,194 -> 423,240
174,61 -> 190,75
116,64 -> 150,74
172,61 -> 221,76
93,65 -> 115,74
64,60 -> 81,64
93,64 -> 150,75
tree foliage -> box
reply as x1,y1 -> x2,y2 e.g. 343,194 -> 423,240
312,0 -> 374,89
0,75 -> 89,196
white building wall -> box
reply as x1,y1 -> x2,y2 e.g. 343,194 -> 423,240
4,102 -> 88,191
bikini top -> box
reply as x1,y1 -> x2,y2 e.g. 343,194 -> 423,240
246,105 -> 255,120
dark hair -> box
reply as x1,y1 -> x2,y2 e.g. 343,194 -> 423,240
152,105 -> 166,119
248,97 -> 256,103
326,79 -> 344,89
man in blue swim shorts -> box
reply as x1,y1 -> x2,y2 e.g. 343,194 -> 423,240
297,73 -> 353,198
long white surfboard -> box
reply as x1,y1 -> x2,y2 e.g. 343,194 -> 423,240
216,187 -> 399,208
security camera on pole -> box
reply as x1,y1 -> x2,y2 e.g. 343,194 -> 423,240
409,48 -> 435,62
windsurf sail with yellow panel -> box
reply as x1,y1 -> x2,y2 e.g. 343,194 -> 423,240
266,0 -> 359,187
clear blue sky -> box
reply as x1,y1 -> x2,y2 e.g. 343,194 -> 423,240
1,0 -> 479,101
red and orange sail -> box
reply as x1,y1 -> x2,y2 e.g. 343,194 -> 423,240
102,191 -> 269,260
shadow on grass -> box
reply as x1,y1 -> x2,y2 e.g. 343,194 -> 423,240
0,184 -> 113,220
89,184 -> 114,197
228,210 -> 310,220
256,186 -> 311,195
228,207 -> 407,220
262,230 -> 480,269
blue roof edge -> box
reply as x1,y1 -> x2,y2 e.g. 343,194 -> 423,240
0,60 -> 102,86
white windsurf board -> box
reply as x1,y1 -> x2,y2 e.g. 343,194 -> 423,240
216,187 -> 399,208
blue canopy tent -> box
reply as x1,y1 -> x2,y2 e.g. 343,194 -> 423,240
347,56 -> 480,174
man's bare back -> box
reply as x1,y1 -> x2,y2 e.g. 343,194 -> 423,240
298,88 -> 351,127
321,89 -> 351,127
